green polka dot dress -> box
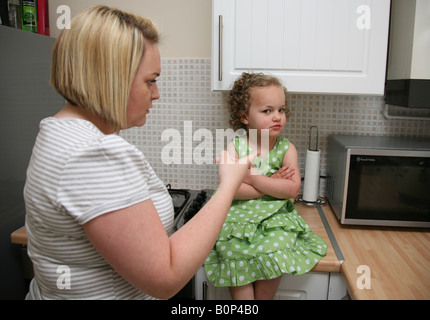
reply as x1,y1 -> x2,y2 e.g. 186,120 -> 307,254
204,136 -> 327,287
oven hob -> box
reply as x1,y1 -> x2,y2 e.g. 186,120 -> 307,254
167,186 -> 214,299
166,186 -> 191,219
167,186 -> 214,232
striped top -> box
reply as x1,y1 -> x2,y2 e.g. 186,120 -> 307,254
24,118 -> 174,299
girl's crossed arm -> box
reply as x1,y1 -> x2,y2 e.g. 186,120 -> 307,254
234,143 -> 301,200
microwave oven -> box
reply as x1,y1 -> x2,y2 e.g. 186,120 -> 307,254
326,135 -> 430,228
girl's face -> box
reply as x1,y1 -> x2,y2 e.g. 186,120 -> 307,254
241,85 -> 287,138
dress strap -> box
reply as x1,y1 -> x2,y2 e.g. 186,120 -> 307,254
233,136 -> 252,158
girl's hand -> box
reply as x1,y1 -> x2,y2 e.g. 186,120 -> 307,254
271,165 -> 295,180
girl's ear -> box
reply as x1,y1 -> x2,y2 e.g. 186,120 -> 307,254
240,112 -> 249,125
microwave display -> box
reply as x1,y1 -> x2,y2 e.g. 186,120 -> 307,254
346,155 -> 430,223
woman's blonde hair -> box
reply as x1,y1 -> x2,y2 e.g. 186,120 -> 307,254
50,5 -> 159,132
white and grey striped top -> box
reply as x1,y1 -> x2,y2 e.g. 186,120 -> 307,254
24,118 -> 174,299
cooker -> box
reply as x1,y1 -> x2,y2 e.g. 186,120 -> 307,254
167,185 -> 213,299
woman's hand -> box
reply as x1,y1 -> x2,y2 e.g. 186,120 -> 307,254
215,148 -> 257,192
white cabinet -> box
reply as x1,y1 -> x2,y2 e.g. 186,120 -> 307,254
212,0 -> 390,95
195,267 -> 348,300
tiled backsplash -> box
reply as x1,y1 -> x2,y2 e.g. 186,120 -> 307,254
120,58 -> 430,195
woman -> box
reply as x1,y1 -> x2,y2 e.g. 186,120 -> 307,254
24,5 -> 251,300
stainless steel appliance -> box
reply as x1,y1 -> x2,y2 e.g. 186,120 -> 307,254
168,186 -> 213,299
0,25 -> 65,299
170,186 -> 213,231
385,0 -> 430,109
326,135 -> 430,228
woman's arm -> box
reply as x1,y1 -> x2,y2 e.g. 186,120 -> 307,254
83,151 -> 251,300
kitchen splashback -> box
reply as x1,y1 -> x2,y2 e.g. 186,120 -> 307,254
120,58 -> 430,193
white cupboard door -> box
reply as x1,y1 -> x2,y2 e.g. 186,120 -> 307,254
212,0 -> 390,95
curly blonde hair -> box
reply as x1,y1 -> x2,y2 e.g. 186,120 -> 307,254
227,72 -> 290,131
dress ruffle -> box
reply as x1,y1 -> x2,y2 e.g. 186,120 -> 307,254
218,200 -> 309,243
204,199 -> 328,287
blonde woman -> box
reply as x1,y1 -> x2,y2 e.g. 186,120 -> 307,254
24,5 -> 251,300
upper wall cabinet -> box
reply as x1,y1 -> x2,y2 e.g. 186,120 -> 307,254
211,0 -> 390,95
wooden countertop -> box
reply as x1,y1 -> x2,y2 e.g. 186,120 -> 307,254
14,204 -> 429,299
295,204 -> 342,273
10,225 -> 27,245
321,204 -> 430,300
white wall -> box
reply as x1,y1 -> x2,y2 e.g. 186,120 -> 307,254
48,0 -> 212,58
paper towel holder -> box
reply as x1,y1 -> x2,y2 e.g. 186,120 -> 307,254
308,126 -> 319,151
295,126 -> 327,207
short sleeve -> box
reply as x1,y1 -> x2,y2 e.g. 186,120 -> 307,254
57,135 -> 151,225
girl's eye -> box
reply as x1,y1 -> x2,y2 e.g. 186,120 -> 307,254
279,108 -> 285,113
263,109 -> 271,114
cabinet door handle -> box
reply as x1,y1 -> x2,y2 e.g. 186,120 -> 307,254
203,281 -> 208,300
218,15 -> 223,82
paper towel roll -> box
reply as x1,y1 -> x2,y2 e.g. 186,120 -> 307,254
302,149 -> 321,202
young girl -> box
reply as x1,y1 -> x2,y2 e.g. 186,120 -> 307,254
204,73 -> 327,300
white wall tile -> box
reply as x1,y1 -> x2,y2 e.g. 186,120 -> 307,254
120,59 -> 430,196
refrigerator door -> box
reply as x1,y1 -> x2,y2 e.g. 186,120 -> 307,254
0,26 -> 64,299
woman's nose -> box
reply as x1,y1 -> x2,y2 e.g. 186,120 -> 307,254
152,83 -> 160,100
